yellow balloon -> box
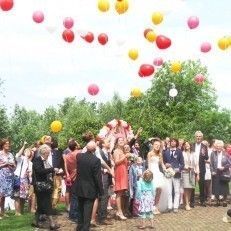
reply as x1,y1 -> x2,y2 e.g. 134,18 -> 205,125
171,62 -> 182,73
115,0 -> 129,15
50,120 -> 63,133
218,37 -> 229,50
98,0 -> 110,12
152,12 -> 164,25
128,49 -> 138,60
131,88 -> 142,98
228,36 -> 231,46
146,31 -> 157,42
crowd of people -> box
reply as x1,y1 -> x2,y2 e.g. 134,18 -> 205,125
0,129 -> 230,230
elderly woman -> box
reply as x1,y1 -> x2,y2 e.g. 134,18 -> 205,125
0,139 -> 15,219
13,142 -> 33,216
210,140 -> 231,207
32,144 -> 60,230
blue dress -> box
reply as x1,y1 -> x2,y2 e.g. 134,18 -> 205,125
136,179 -> 155,218
0,152 -> 15,197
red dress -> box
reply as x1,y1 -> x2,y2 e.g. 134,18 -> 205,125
114,155 -> 128,192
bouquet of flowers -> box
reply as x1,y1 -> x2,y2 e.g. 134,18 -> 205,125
163,167 -> 175,178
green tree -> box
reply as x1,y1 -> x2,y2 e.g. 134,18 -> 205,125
0,105 -> 10,139
98,93 -> 126,123
9,105 -> 42,152
123,60 -> 230,142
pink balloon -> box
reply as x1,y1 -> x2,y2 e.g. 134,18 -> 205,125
187,16 -> 199,29
32,11 -> 44,23
88,84 -> 99,96
200,42 -> 211,53
153,57 -> 163,66
63,17 -> 74,29
194,74 -> 205,85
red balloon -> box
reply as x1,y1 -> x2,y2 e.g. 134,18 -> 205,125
62,29 -> 75,43
88,84 -> 99,96
139,64 -> 155,77
98,33 -> 108,45
156,35 -> 172,49
143,28 -> 153,38
82,32 -> 94,43
0,0 -> 14,11
194,74 -> 205,85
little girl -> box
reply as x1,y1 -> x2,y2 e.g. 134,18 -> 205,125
136,170 -> 155,229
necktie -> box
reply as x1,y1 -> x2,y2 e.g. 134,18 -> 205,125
171,150 -> 175,158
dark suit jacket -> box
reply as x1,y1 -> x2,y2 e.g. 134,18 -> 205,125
163,148 -> 184,171
192,143 -> 208,174
52,148 -> 64,170
32,156 -> 54,185
75,152 -> 103,199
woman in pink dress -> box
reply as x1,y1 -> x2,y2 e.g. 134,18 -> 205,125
113,137 -> 131,220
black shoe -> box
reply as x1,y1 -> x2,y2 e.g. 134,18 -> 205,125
50,224 -> 60,230
223,202 -> 227,207
190,204 -> 194,208
200,202 -> 206,207
31,223 -> 42,228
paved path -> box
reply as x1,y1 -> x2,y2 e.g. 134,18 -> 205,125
45,206 -> 231,231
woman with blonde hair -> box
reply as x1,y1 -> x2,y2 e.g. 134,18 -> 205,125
147,138 -> 165,214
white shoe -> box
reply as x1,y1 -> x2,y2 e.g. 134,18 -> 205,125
173,209 -> 179,213
222,216 -> 231,223
185,205 -> 191,211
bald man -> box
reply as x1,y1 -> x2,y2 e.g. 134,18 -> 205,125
74,141 -> 103,231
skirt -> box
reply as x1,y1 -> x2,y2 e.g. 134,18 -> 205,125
12,177 -> 29,199
182,171 -> 195,189
212,175 -> 229,197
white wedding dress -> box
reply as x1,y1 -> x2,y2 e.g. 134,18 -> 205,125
148,156 -> 168,212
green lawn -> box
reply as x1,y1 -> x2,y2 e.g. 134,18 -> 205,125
0,212 -> 34,231
0,204 -> 66,231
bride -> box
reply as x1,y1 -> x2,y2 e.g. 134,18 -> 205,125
147,138 -> 168,214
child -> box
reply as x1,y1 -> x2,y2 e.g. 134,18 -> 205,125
136,170 -> 155,229
129,157 -> 145,216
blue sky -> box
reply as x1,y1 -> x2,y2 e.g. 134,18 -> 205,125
0,0 -> 230,113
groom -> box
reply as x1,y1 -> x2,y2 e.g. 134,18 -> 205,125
163,138 -> 184,213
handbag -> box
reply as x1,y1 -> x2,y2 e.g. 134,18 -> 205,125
34,168 -> 53,192
35,180 -> 53,192
13,160 -> 23,190
220,174 -> 230,183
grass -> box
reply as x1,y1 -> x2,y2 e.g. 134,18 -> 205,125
0,211 -> 34,231
0,203 -> 66,231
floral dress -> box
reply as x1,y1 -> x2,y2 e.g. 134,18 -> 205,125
0,151 -> 15,197
136,179 -> 155,219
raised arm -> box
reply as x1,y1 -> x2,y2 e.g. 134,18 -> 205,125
15,141 -> 27,160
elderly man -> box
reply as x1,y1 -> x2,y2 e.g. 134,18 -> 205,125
75,141 -> 103,231
191,131 -> 208,207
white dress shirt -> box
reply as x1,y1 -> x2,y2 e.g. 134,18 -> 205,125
217,152 -> 222,169
47,151 -> 53,167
